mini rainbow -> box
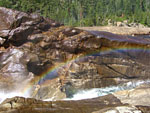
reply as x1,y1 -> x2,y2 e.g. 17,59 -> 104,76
21,46 -> 150,96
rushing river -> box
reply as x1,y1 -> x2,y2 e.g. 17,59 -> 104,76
0,77 -> 149,103
43,80 -> 150,101
65,80 -> 150,100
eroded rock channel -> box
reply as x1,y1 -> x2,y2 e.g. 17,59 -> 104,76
0,7 -> 150,113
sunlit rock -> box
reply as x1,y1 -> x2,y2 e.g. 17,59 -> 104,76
113,84 -> 150,106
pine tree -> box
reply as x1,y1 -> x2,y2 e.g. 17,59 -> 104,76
0,0 -> 150,26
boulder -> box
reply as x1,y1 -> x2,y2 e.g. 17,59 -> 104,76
0,7 -> 62,47
0,95 -> 125,113
113,84 -> 150,106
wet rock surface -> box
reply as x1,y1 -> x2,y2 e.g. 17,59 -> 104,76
0,7 -> 150,112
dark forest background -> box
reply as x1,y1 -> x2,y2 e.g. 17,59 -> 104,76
0,0 -> 150,26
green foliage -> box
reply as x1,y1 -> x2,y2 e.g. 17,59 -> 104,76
0,0 -> 150,26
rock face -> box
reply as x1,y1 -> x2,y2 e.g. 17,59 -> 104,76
0,92 -> 148,113
0,7 -> 62,46
0,7 -> 150,112
0,95 -> 127,113
114,84 -> 150,106
77,26 -> 150,35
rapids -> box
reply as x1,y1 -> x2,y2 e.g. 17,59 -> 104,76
0,92 -> 30,104
66,80 -> 150,100
0,79 -> 149,103
42,80 -> 150,101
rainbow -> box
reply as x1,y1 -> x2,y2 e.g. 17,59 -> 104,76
21,45 -> 150,96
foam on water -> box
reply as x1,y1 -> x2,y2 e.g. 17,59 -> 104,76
0,79 -> 149,103
0,91 -> 30,104
43,97 -> 55,101
64,80 -> 150,100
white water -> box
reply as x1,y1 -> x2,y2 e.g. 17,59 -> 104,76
0,91 -> 30,104
65,80 -> 150,100
0,79 -> 149,104
0,73 -> 33,104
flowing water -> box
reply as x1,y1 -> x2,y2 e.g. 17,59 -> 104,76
43,80 -> 150,101
1,79 -> 149,103
0,91 -> 30,103
64,80 -> 150,100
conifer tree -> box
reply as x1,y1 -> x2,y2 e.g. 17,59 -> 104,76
0,0 -> 150,26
